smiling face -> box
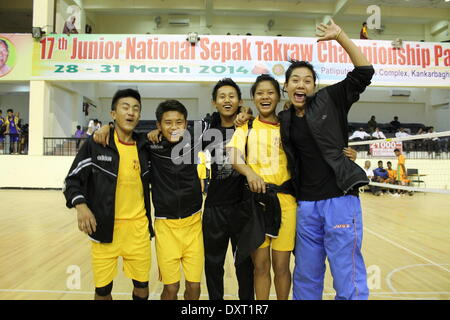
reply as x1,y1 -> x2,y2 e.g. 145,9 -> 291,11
111,96 -> 141,134
253,80 -> 280,119
213,85 -> 241,118
157,111 -> 187,143
284,67 -> 316,109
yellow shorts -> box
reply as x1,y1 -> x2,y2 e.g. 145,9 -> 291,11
260,193 -> 297,252
91,217 -> 151,288
155,212 -> 204,285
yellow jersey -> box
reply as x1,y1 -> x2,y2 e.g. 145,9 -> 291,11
114,131 -> 146,220
227,116 -> 296,210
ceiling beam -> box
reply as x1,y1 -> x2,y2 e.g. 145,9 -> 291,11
205,0 -> 213,28
332,0 -> 352,18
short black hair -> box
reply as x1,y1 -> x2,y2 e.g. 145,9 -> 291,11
7,108 -> 13,113
76,125 -> 81,130
111,88 -> 141,111
387,161 -> 392,165
394,148 -> 400,152
250,74 -> 281,99
212,78 -> 242,101
363,22 -> 367,26
378,160 -> 383,164
156,99 -> 188,122
285,59 -> 318,86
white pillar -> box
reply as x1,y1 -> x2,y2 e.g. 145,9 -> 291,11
28,81 -> 50,156
33,0 -> 55,34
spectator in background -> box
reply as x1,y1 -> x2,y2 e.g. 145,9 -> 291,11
395,128 -> 410,139
359,22 -> 369,39
425,126 -> 442,155
396,128 -> 411,152
390,116 -> 401,132
74,125 -> 85,150
63,16 -> 78,35
86,119 -> 99,137
416,127 -> 425,135
394,149 -> 409,186
363,160 -> 374,180
0,109 -> 5,153
349,127 -> 371,141
373,160 -> 389,182
385,161 -> 400,196
19,123 -> 28,154
372,127 -> 386,139
5,108 -> 20,154
108,122 -> 114,129
363,160 -> 381,196
427,127 -> 439,140
394,149 -> 412,195
197,151 -> 210,195
385,161 -> 397,184
367,115 -> 377,133
75,125 -> 84,138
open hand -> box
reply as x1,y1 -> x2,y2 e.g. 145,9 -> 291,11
316,18 -> 342,42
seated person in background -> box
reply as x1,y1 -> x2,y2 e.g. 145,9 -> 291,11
373,160 -> 389,182
363,160 -> 374,180
349,127 -> 371,141
416,127 -> 425,135
385,161 -> 397,184
372,127 -> 386,139
367,115 -> 377,133
390,116 -> 401,132
426,127 -> 439,141
395,128 -> 410,138
424,126 -> 441,154
363,160 -> 381,196
385,161 -> 400,196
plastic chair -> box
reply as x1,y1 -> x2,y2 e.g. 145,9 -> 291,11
407,168 -> 426,188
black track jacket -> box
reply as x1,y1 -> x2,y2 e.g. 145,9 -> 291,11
279,66 -> 375,197
63,129 -> 154,243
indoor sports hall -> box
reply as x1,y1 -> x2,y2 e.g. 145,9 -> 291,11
0,0 -> 449,300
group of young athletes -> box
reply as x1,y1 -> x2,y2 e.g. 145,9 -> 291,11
63,20 -> 375,300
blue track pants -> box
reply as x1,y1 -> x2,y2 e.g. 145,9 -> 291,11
293,195 -> 369,300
